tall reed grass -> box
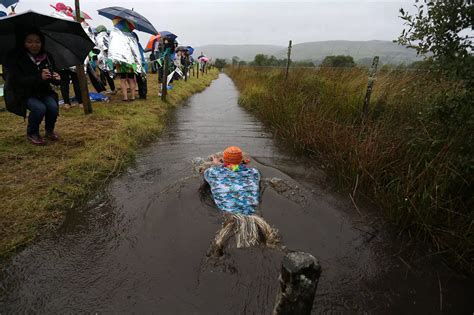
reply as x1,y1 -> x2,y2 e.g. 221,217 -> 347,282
228,67 -> 473,272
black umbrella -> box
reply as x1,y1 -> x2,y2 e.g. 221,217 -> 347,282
97,7 -> 157,35
0,11 -> 95,69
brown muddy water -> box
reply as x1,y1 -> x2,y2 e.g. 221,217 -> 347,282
1,74 -> 473,314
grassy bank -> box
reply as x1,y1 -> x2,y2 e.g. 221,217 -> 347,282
0,69 -> 218,256
228,67 -> 473,271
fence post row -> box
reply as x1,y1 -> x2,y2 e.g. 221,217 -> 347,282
184,63 -> 188,82
285,40 -> 292,80
75,0 -> 92,114
161,56 -> 168,101
362,56 -> 379,120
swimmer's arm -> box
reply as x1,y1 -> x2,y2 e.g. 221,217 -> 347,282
212,156 -> 221,165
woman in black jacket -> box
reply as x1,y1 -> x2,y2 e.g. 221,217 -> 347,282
4,30 -> 61,145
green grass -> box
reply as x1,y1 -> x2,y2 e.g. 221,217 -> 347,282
0,69 -> 218,256
228,66 -> 473,272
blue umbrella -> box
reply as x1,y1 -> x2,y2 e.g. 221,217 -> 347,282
0,0 -> 18,8
97,6 -> 157,35
186,46 -> 194,55
159,31 -> 177,41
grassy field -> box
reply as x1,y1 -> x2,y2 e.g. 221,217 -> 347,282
0,69 -> 218,257
228,66 -> 473,272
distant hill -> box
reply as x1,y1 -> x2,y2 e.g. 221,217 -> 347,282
196,40 -> 421,65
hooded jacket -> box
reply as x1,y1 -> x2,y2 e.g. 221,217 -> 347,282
4,46 -> 60,117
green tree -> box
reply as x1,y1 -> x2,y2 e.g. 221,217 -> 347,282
231,56 -> 240,66
214,58 -> 227,69
321,55 -> 355,68
253,54 -> 267,66
397,0 -> 473,80
408,60 -> 433,69
293,60 -> 315,67
251,54 -> 293,67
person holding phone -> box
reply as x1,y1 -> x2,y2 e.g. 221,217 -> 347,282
4,30 -> 61,145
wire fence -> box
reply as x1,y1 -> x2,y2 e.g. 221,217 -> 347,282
227,55 -> 451,122
232,64 -> 432,73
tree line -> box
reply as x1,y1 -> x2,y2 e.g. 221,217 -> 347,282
213,54 -> 438,69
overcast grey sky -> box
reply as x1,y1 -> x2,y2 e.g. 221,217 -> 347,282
12,0 -> 415,47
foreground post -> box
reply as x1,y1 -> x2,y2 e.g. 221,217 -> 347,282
75,0 -> 92,114
273,252 -> 321,315
196,62 -> 199,79
362,56 -> 379,120
285,40 -> 292,80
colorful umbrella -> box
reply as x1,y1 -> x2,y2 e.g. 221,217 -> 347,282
98,6 -> 157,35
50,2 -> 66,11
145,34 -> 160,52
0,11 -> 95,69
50,2 -> 74,19
186,46 -> 194,54
112,17 -> 135,33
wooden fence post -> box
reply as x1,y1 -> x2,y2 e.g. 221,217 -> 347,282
362,56 -> 379,120
273,252 -> 321,315
196,62 -> 199,79
161,56 -> 167,101
184,63 -> 188,82
285,40 -> 292,80
75,0 -> 92,114
192,64 -> 195,77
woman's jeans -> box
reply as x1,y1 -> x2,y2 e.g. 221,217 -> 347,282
26,96 -> 58,135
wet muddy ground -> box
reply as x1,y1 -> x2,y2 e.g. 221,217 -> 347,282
1,74 -> 473,314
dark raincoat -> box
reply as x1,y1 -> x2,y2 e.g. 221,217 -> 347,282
3,50 -> 60,117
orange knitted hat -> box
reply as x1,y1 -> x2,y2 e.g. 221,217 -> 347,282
223,146 -> 243,165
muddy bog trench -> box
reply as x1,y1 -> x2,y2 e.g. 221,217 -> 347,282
1,74 -> 472,314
